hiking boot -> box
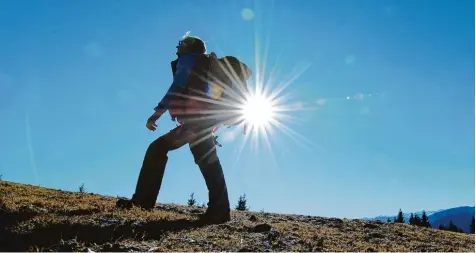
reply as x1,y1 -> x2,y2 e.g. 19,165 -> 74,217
115,197 -> 153,211
196,208 -> 231,225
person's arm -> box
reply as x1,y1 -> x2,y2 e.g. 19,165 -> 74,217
154,54 -> 197,112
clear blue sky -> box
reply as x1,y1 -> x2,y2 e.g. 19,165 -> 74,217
0,0 -> 474,219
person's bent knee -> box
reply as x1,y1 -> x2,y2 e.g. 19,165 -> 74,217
148,137 -> 171,154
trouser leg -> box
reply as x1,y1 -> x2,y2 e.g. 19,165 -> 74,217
189,133 -> 230,214
132,126 -> 191,209
131,137 -> 170,209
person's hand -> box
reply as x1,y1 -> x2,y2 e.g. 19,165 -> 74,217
146,110 -> 163,131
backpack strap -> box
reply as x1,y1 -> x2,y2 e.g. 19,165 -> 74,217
171,59 -> 178,76
186,54 -> 211,97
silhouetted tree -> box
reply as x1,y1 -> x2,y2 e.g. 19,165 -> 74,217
387,218 -> 391,223
469,216 -> 475,234
409,213 -> 415,225
448,220 -> 458,232
413,213 -> 422,226
470,216 -> 475,234
235,194 -> 249,211
187,193 -> 196,207
79,183 -> 86,193
420,210 -> 431,228
201,202 -> 206,208
441,223 -> 464,233
395,209 -> 405,223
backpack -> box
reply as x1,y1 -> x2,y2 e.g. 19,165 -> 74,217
170,53 -> 252,128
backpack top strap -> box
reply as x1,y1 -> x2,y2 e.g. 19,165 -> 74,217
171,59 -> 179,76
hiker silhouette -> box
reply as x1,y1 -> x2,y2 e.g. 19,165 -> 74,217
116,32 -> 251,225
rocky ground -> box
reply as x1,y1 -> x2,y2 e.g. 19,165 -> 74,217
0,181 -> 474,252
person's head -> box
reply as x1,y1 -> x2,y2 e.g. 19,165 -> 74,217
176,32 -> 207,56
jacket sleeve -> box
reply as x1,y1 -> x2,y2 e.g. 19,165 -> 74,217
154,55 -> 197,111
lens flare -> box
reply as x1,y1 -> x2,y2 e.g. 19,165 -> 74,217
241,91 -> 275,128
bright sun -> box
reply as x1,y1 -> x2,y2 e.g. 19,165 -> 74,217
242,92 -> 275,127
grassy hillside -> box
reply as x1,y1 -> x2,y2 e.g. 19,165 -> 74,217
0,181 -> 474,252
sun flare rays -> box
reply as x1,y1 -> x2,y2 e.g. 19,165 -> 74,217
169,5 -> 317,165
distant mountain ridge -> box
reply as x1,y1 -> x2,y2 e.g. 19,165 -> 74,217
428,206 -> 475,233
362,210 -> 440,223
363,206 -> 475,233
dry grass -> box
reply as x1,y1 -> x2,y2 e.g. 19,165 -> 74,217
0,181 -> 474,252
